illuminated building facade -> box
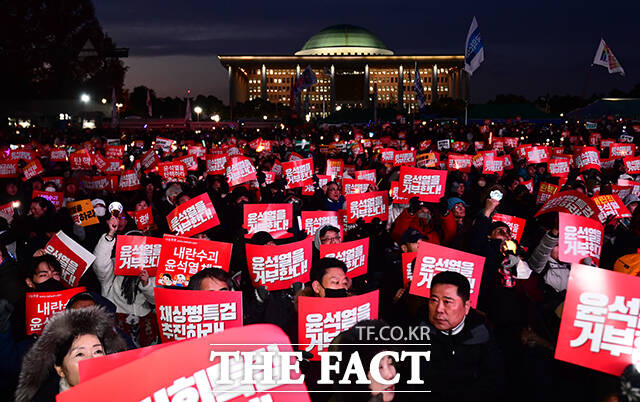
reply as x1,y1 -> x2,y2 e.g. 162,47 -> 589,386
219,25 -> 467,116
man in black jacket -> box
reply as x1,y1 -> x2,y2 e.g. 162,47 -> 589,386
415,271 -> 505,402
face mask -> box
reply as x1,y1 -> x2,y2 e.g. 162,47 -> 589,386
94,206 -> 106,217
477,180 -> 486,188
324,288 -> 348,298
418,211 -> 432,222
33,277 -> 64,292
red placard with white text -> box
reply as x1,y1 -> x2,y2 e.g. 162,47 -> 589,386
555,264 -> 640,376
593,194 -> 632,223
11,149 -> 35,162
128,207 -> 154,231
402,252 -> 417,287
325,159 -> 344,178
574,147 -> 601,172
300,211 -> 342,238
225,156 -> 257,186
380,148 -> 395,164
243,203 -> 293,239
298,290 -> 379,360
447,154 -> 473,173
44,231 -> 95,287
409,242 -> 485,308
393,150 -> 416,166
70,150 -> 92,170
492,213 -> 526,243
154,287 -> 243,343
320,237 -> 369,278
49,148 -> 68,162
559,212 -> 604,265
482,155 -> 504,176
536,182 -> 560,205
118,170 -> 141,191
167,193 -> 220,237
25,287 -> 86,335
157,161 -> 187,182
175,154 -> 198,171
623,156 -> 640,174
206,153 -> 228,175
282,158 -> 314,189
525,146 -> 550,164
398,166 -> 447,202
535,190 -> 600,220
22,159 -> 44,181
345,191 -> 388,223
245,238 -> 312,291
355,169 -> 376,183
114,235 -> 162,276
390,181 -> 409,204
610,143 -> 635,158
105,145 -> 124,159
155,235 -> 233,287
32,190 -> 63,209
548,158 -> 570,177
62,325 -> 309,402
342,178 -> 371,195
0,161 -> 18,178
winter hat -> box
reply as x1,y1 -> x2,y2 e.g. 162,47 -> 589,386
447,197 -> 468,211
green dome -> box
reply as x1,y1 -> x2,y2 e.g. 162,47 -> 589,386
295,25 -> 393,56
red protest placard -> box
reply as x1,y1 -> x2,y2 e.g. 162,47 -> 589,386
82,176 -> 108,192
409,242 -> 485,308
44,231 -> 95,287
114,235 -> 162,276
618,179 -> 640,197
118,170 -> 141,191
175,154 -> 198,171
610,143 -> 635,158
22,159 -> 44,181
525,146 -> 550,164
128,207 -> 154,231
342,178 -> 371,195
354,169 -> 376,183
245,238 -> 312,291
402,252 -> 417,287
62,324 -> 309,402
11,149 -> 35,162
282,158 -> 314,189
167,193 -> 220,237
589,132 -> 602,146
320,237 -> 369,279
49,148 -> 67,162
0,161 -> 18,178
548,158 -> 571,177
140,148 -> 159,171
298,290 -> 379,360
25,287 -> 86,335
536,182 -> 560,205
393,150 -> 416,166
390,181 -> 409,204
188,145 -> 207,159
555,264 -> 640,376
380,148 -> 395,164
416,152 -> 439,168
154,287 -> 242,342
157,161 -> 187,182
593,194 -> 632,223
559,212 -> 604,265
105,145 -> 124,159
225,155 -> 257,186
345,190 -> 389,223
492,213 -> 526,243
155,235 -> 233,287
398,166 -> 447,202
574,147 -> 601,172
623,156 -> 640,174
300,211 -> 342,238
535,190 -> 600,220
447,154 -> 473,173
325,159 -> 344,178
69,150 -> 92,170
32,190 -> 63,209
482,155 -> 504,176
243,203 -> 293,239
206,153 -> 228,175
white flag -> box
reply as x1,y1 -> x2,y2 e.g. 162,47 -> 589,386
593,38 -> 625,76
185,91 -> 192,121
146,89 -> 153,117
464,17 -> 484,76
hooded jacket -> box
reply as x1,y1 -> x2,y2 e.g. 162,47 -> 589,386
15,306 -> 127,402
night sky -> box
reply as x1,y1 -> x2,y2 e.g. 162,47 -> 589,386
93,0 -> 640,103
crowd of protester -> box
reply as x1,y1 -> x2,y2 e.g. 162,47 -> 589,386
0,117 -> 639,402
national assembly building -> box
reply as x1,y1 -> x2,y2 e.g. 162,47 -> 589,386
218,25 -> 467,117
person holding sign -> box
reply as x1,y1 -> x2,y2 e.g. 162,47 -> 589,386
92,216 -> 157,347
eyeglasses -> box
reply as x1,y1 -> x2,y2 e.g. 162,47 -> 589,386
320,235 -> 340,243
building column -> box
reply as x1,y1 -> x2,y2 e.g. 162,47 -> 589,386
432,64 -> 438,104
330,64 -> 335,112
228,66 -> 235,106
363,64 -> 370,108
261,64 -> 267,100
397,65 -> 404,110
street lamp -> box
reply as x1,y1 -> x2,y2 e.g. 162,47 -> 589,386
211,114 -> 220,122
194,106 -> 202,121
80,93 -> 90,103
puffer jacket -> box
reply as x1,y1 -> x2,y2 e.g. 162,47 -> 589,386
527,231 -> 571,292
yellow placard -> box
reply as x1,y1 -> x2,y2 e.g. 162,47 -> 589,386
66,199 -> 99,227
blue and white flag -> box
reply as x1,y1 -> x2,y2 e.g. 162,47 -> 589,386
414,63 -> 427,112
464,17 -> 484,75
593,38 -> 625,76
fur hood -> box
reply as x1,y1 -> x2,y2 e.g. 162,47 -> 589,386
16,306 -> 127,402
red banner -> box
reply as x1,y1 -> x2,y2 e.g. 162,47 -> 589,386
282,158 -> 314,189
22,159 -> 44,181
69,150 -> 92,170
128,207 -> 154,231
155,235 -> 233,287
492,213 -> 526,243
114,235 -> 162,276
154,287 -> 242,342
61,324 -> 309,402
325,159 -> 344,178
345,191 -> 388,223
593,194 -> 631,223
25,287 -> 86,335
559,212 -> 604,265
105,145 -> 125,159
574,147 -> 601,172
447,154 -> 473,173
175,154 -> 198,171
380,148 -> 395,163
0,161 -> 18,178
167,193 -> 220,237
320,237 -> 369,278
300,211 -> 342,238
118,170 -> 141,191
243,203 -> 293,239
536,182 -> 560,205
44,231 -> 95,287
32,190 -> 63,209
525,146 -> 550,164
245,238 -> 312,291
393,150 -> 416,166
548,158 -> 571,177
618,179 -> 640,197
555,264 -> 640,376
140,149 -> 159,171
409,242 -> 485,308
398,166 -> 447,202
298,290 -> 379,360
610,143 -> 635,158
157,161 -> 187,182
225,156 -> 257,186
206,153 -> 228,175
354,169 -> 376,183
482,155 -> 504,175
390,181 -> 409,204
623,156 -> 640,174
188,145 -> 207,159
416,152 -> 439,168
10,149 -> 35,162
342,178 -> 371,195
82,176 -> 108,192
535,190 -> 600,220
49,148 -> 68,162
